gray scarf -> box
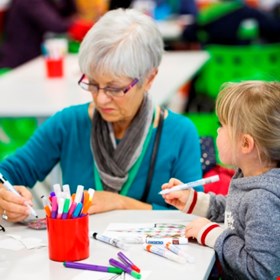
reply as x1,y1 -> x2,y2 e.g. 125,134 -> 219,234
91,95 -> 154,192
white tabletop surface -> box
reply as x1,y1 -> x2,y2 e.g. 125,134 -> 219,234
0,210 -> 215,280
0,51 -> 209,118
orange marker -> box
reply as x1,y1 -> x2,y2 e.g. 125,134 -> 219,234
41,195 -> 51,217
81,188 -> 95,215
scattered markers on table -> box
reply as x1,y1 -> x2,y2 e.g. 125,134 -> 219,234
63,251 -> 142,279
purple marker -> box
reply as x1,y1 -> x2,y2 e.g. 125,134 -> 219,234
117,251 -> 141,273
63,261 -> 123,274
109,258 -> 141,279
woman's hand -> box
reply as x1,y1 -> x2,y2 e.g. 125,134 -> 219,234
185,217 -> 212,240
88,191 -> 152,214
0,185 -> 32,222
161,178 -> 191,211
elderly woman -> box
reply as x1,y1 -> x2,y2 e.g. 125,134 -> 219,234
0,8 -> 202,223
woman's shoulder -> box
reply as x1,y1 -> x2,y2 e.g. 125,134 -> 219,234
40,103 -> 91,131
165,109 -> 197,129
52,103 -> 90,120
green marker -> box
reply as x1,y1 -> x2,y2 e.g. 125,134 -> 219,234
61,198 -> 71,219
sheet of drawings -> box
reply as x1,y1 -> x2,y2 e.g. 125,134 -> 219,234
102,223 -> 187,243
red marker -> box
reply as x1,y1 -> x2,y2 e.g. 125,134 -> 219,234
117,251 -> 141,273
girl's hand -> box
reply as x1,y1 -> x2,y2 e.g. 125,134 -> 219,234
185,217 -> 212,240
161,178 -> 191,211
0,186 -> 32,222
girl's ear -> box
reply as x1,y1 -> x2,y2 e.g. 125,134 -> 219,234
241,134 -> 255,154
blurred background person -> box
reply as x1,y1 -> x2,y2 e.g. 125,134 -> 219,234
182,1 -> 280,46
0,0 -> 79,69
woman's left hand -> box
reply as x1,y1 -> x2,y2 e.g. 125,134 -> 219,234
185,217 -> 212,240
87,191 -> 152,214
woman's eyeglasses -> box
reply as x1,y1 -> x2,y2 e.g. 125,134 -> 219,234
78,74 -> 139,98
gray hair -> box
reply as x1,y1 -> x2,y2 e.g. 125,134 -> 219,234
78,8 -> 164,84
216,81 -> 280,166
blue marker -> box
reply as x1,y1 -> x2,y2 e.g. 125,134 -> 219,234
72,202 -> 83,218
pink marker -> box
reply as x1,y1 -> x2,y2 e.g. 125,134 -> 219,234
51,196 -> 58,219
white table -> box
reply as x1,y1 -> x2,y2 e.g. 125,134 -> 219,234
0,210 -> 215,280
0,51 -> 209,118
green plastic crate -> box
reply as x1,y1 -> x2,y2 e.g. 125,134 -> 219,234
195,43 -> 280,98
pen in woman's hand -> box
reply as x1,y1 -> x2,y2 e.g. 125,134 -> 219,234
0,173 -> 38,218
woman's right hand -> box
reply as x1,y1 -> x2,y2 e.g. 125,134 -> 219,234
0,185 -> 32,222
161,178 -> 191,211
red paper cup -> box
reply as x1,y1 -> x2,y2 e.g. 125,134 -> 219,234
45,57 -> 64,78
46,215 -> 89,262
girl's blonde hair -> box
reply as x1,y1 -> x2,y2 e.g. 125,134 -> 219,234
216,81 -> 280,166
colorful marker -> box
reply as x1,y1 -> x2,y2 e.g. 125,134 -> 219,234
56,197 -> 65,219
74,185 -> 84,204
51,196 -> 58,219
67,201 -> 76,219
81,188 -> 95,215
109,258 -> 141,279
63,261 -> 123,274
165,242 -> 195,263
41,195 -> 51,217
145,237 -> 188,245
53,183 -> 61,196
62,184 -> 71,197
72,202 -> 83,218
143,244 -> 186,264
159,175 -> 220,195
92,233 -> 128,250
61,198 -> 71,219
117,251 -> 141,273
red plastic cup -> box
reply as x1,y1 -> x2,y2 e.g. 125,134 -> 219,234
46,215 -> 89,262
45,57 -> 64,78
